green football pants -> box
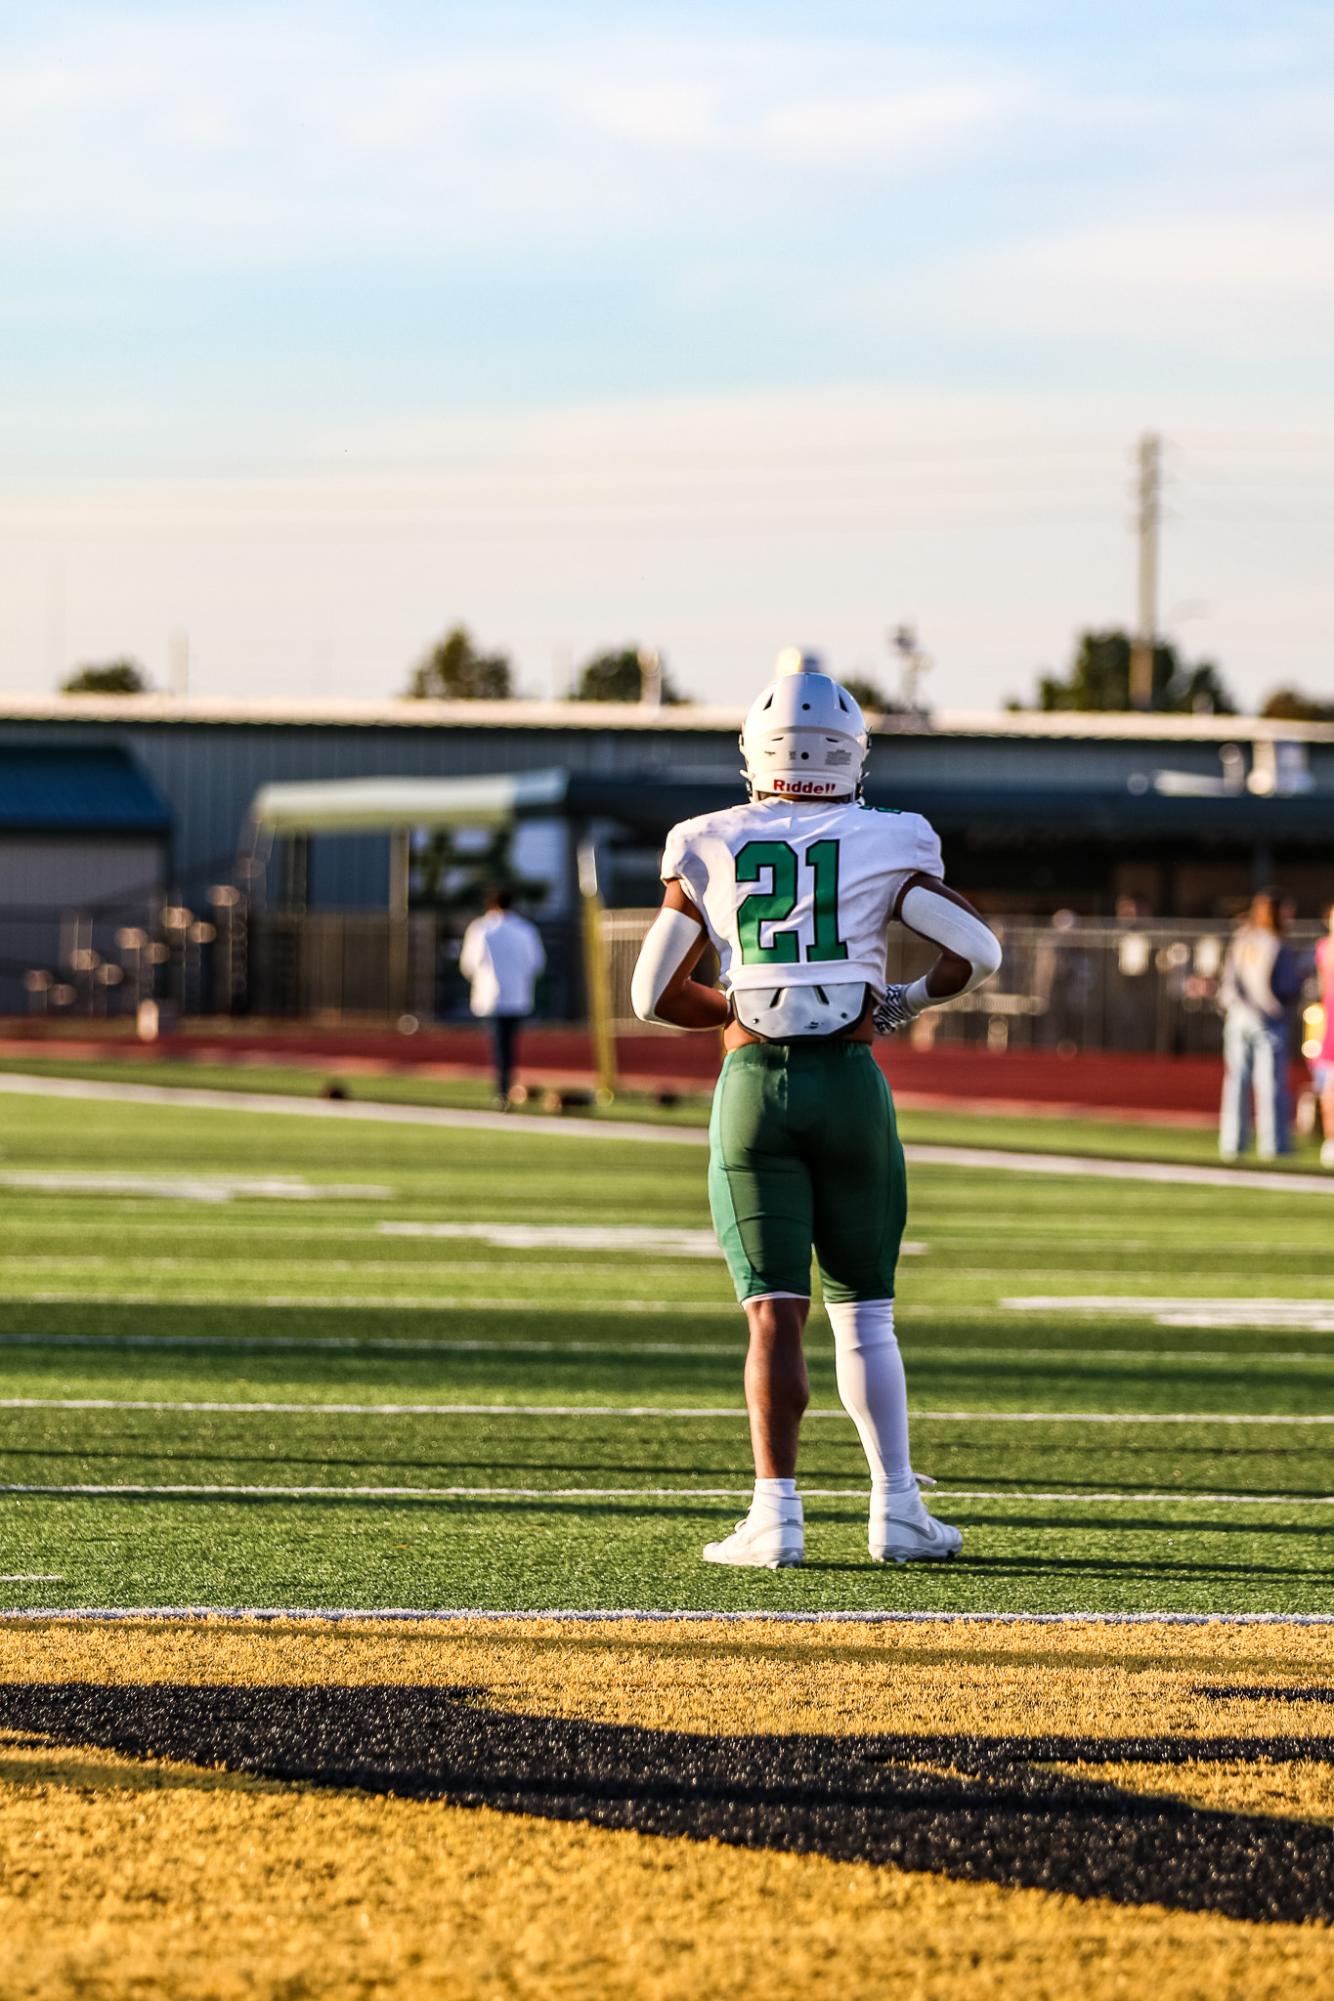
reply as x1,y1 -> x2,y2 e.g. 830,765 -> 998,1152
707,1040 -> 908,1304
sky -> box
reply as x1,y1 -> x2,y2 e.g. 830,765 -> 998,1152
2,0 -> 1333,711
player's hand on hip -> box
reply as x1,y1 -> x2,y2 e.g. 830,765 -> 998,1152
872,985 -> 919,1036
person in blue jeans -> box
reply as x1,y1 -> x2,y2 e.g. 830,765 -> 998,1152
459,887 -> 546,1108
1218,891 -> 1300,1160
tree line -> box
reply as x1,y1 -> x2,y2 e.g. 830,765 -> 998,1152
56,627 -> 1333,719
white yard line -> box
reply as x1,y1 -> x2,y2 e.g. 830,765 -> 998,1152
1006,1296 -> 1334,1333
0,1331 -> 1325,1366
0,1258 -> 741,1280
0,1481 -> 1329,1506
907,1144 -> 1334,1194
374,1221 -> 924,1257
0,1396 -> 1326,1422
1007,1295 -> 1334,1313
7,1288 -> 1329,1331
0,1332 -> 743,1356
3,1070 -> 1331,1193
3,1607 -> 1332,1625
376,1221 -> 720,1256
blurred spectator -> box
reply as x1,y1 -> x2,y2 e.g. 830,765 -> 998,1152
1033,909 -> 1095,1052
1108,894 -> 1157,1050
459,886 -> 546,1109
1316,903 -> 1334,1169
1218,891 -> 1300,1160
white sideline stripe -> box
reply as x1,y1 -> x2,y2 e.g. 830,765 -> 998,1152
0,1573 -> 63,1581
5,1608 -> 1333,1627
0,1333 -> 743,1357
15,1293 -> 742,1314
1,1397 -> 1326,1423
3,1071 -> 1332,1193
0,1170 -> 390,1204
1,1481 -> 1330,1506
0,1072 -> 699,1146
0,1333 -> 1327,1367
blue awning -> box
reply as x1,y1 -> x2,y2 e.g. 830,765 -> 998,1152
0,745 -> 171,835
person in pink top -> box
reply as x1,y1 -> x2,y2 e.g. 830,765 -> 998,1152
1316,904 -> 1334,1169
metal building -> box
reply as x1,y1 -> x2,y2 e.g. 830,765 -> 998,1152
2,691 -> 1331,915
0,742 -> 170,1015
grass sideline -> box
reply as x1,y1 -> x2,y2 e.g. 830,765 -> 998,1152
0,1051 -> 1322,1173
1,1087 -> 1330,1616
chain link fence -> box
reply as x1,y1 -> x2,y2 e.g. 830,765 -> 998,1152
599,910 -> 1326,1057
8,900 -> 1325,1059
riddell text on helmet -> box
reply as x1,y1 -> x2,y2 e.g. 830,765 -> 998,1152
773,778 -> 844,795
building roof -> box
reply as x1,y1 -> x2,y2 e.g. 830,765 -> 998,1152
246,766 -> 1334,847
249,770 -> 570,833
2,690 -> 1333,745
0,745 -> 171,835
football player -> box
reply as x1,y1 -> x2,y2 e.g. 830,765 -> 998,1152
631,652 -> 1002,1569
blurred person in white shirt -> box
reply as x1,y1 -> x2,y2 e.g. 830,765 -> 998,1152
459,886 -> 546,1108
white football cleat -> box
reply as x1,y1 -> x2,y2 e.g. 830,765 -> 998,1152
870,1484 -> 962,1564
703,1505 -> 804,1570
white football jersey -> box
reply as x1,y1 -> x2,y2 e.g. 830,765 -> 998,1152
661,797 -> 943,993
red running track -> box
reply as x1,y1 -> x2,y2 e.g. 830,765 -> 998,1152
0,1019 -> 1263,1122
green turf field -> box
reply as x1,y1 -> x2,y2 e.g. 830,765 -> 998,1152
1,1082 -> 1330,1616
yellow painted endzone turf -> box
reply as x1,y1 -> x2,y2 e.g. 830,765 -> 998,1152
0,1618 -> 1330,2001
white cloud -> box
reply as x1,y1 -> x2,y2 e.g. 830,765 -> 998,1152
761,84 -> 1022,166
0,9 -> 1028,257
900,211 -> 1334,363
5,380 -> 1331,713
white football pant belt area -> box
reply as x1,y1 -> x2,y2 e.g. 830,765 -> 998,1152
630,906 -> 708,1027
897,884 -> 1002,1015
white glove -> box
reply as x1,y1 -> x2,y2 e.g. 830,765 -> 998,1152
872,984 -> 923,1035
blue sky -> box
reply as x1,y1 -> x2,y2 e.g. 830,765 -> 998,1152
2,1 -> 1332,706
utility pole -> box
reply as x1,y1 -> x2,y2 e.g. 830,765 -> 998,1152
1129,432 -> 1161,710
169,627 -> 190,702
637,646 -> 663,708
889,624 -> 931,714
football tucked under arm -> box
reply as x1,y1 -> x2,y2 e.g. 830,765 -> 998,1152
875,878 -> 1002,1034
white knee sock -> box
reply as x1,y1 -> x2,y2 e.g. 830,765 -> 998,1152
825,1299 -> 915,1498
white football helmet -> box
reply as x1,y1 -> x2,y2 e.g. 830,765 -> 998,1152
740,650 -> 870,800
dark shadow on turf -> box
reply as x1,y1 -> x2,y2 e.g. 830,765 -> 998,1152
2,1680 -> 1332,1926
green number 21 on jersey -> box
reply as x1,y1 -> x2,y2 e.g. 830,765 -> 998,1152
734,839 -> 848,965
